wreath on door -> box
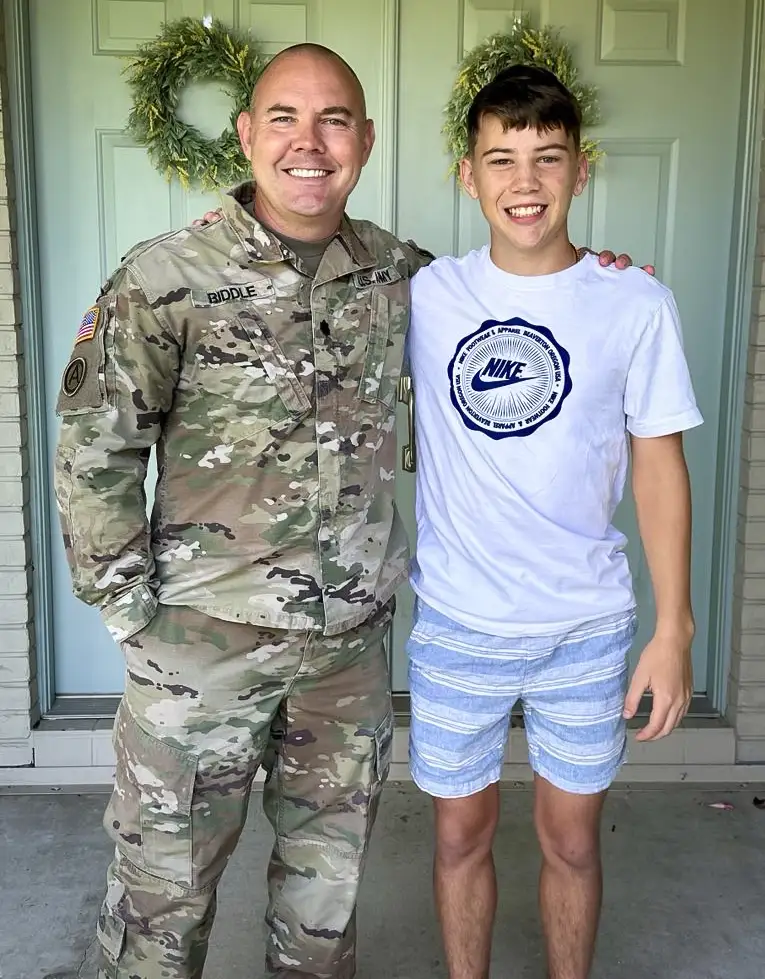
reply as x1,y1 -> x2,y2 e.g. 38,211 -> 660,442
443,19 -> 602,174
123,17 -> 266,190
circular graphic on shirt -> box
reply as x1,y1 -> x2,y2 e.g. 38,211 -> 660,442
448,317 -> 572,439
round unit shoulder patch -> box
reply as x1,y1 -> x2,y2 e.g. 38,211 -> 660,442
62,357 -> 88,398
448,317 -> 572,439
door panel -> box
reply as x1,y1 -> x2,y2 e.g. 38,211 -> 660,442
391,0 -> 747,692
31,0 -> 397,694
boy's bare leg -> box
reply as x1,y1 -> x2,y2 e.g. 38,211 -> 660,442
533,775 -> 607,979
433,784 -> 500,979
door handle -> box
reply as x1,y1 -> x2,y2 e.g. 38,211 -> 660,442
397,375 -> 416,473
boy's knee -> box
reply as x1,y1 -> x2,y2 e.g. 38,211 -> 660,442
536,818 -> 601,873
434,790 -> 499,867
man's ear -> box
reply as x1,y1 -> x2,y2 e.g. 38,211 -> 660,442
237,111 -> 253,159
361,118 -> 376,166
459,156 -> 479,199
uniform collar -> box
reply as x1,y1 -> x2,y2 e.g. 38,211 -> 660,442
222,182 -> 376,281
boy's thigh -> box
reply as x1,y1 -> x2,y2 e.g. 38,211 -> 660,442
406,601 -> 524,799
521,616 -> 638,796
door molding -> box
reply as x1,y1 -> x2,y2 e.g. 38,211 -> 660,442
3,0 -> 55,713
708,0 -> 765,710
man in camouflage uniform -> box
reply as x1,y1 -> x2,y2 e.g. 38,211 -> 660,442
55,44 -> 429,979
55,41 -> 636,979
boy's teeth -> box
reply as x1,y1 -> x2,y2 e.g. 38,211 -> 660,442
508,205 -> 545,217
288,168 -> 330,178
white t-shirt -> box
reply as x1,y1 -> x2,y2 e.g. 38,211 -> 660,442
407,248 -> 703,637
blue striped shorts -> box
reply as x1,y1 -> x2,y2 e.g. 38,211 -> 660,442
407,599 -> 638,798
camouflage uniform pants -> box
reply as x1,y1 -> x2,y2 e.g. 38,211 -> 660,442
95,600 -> 394,979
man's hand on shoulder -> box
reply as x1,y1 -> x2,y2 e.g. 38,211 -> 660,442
577,246 -> 656,276
192,209 -> 223,228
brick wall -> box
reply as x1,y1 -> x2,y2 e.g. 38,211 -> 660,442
0,17 -> 35,768
729,132 -> 765,763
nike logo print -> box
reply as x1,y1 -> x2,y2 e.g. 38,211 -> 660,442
470,357 -> 533,392
471,373 -> 533,391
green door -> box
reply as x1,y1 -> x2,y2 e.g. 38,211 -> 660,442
389,0 -> 748,694
31,0 -> 748,700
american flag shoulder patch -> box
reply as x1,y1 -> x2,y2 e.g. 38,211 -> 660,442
75,305 -> 100,345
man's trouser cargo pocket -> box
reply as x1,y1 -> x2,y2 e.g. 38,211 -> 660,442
105,700 -> 197,888
96,899 -> 126,976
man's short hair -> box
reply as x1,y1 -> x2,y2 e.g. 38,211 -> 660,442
251,43 -> 367,116
466,64 -> 582,156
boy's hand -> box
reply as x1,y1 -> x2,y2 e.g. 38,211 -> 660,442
578,246 -> 656,276
623,630 -> 693,741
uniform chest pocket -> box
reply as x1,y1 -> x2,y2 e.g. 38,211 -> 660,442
189,310 -> 312,445
358,283 -> 408,409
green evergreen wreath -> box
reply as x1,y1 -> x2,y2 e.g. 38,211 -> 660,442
443,19 -> 602,174
124,17 -> 266,190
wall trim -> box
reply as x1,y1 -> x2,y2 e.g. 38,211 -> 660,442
379,0 -> 401,234
6,762 -> 765,790
450,0 -> 466,257
3,0 -> 54,713
708,0 -> 765,710
1,722 -> 757,789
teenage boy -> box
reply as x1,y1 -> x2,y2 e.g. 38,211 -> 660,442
406,64 -> 702,979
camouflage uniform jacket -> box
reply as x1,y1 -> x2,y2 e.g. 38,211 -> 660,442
54,182 -> 432,642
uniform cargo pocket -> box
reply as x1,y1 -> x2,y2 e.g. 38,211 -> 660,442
372,707 -> 394,785
362,706 -> 394,851
359,292 -> 392,406
190,312 -> 311,446
359,284 -> 408,409
105,701 -> 197,888
96,900 -> 126,972
236,310 -> 312,417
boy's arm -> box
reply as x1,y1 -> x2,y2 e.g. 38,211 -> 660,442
623,432 -> 694,740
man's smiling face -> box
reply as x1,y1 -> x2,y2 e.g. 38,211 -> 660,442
237,49 -> 375,239
460,117 -> 588,274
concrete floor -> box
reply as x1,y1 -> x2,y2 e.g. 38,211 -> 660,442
1,783 -> 764,979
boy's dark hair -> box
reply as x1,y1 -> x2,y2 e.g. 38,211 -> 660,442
466,64 -> 582,156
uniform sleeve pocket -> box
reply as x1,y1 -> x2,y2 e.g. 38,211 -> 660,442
53,446 -> 75,531
55,298 -> 112,416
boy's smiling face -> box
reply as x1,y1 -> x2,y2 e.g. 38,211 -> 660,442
460,117 -> 589,274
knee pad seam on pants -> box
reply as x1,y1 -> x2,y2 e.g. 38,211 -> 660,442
116,852 -> 223,899
275,832 -> 365,861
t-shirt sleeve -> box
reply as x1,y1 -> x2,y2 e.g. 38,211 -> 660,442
624,294 -> 704,438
